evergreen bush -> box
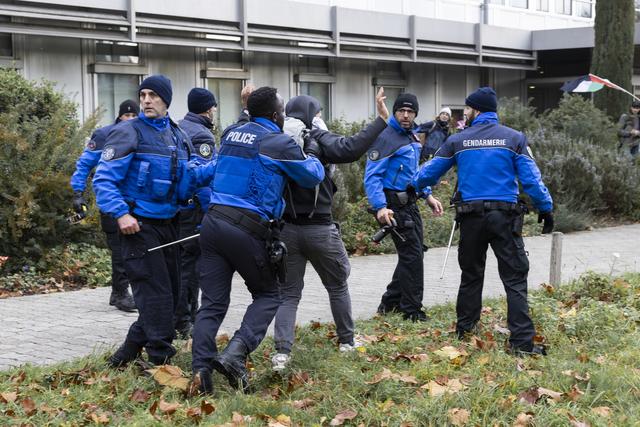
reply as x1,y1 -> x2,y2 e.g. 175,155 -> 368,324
0,69 -> 98,269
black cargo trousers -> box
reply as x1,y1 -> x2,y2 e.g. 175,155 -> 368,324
455,201 -> 535,350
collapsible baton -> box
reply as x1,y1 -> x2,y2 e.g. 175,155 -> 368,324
439,217 -> 457,280
147,233 -> 200,252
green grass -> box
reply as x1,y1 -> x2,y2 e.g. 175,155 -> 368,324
2,272 -> 640,426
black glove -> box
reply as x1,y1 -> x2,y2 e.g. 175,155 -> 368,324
538,211 -> 554,234
303,134 -> 323,159
72,191 -> 88,214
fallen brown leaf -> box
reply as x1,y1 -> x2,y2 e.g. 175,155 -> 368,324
186,406 -> 202,420
568,414 -> 590,427
517,387 -> 539,405
158,399 -> 182,415
330,409 -> 358,426
20,397 -> 37,416
448,408 -> 470,426
130,388 -> 151,403
292,398 -> 316,409
0,391 -> 17,403
11,371 -> 26,384
566,384 -> 584,402
201,399 -> 216,415
366,368 -> 418,385
591,406 -> 611,417
561,370 -> 591,382
513,412 -> 534,426
422,378 -> 466,396
89,412 -> 110,424
268,414 -> 291,427
147,365 -> 190,391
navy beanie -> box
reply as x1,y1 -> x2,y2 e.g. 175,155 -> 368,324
393,93 -> 419,115
117,99 -> 139,117
465,87 -> 498,113
188,88 -> 217,114
139,75 -> 173,107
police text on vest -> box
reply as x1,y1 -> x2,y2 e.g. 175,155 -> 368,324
227,131 -> 257,145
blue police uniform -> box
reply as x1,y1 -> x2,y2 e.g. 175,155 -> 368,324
174,112 -> 216,336
191,116 -> 324,390
93,112 -> 213,364
70,122 -> 132,307
413,111 -> 553,351
364,116 -> 432,320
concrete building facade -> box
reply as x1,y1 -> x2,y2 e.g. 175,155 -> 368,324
0,0 -> 615,129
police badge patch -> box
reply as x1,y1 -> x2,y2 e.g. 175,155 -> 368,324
102,147 -> 116,161
368,150 -> 380,161
199,143 -> 212,157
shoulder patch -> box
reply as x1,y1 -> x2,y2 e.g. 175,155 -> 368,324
199,143 -> 212,157
102,147 -> 115,161
368,150 -> 380,161
85,138 -> 96,150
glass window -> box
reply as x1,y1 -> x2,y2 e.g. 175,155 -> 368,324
488,0 -> 506,4
376,86 -> 404,117
97,74 -> 140,126
574,0 -> 592,18
536,0 -> 549,11
299,56 -> 330,74
510,0 -> 528,8
207,50 -> 243,69
96,41 -> 139,64
555,0 -> 571,14
207,78 -> 243,131
0,34 -> 12,57
300,82 -> 331,121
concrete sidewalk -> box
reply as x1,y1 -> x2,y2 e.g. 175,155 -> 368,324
1,224 -> 639,371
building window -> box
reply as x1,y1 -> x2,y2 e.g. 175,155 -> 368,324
300,82 -> 331,121
488,0 -> 506,4
574,0 -> 592,18
555,0 -> 571,15
207,78 -> 243,131
97,74 -> 140,126
207,50 -> 243,70
96,41 -> 139,64
510,0 -> 528,8
299,56 -> 330,74
535,0 -> 549,11
0,34 -> 12,57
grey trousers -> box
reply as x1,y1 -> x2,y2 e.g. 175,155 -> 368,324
273,223 -> 354,353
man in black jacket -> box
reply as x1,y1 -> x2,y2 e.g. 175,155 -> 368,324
270,88 -> 389,371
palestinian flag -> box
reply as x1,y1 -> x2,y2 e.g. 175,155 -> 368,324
561,73 -> 639,101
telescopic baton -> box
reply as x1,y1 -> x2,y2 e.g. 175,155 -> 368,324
147,233 -> 200,252
439,217 -> 457,279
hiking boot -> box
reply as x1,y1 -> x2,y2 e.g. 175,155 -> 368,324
271,352 -> 291,372
339,337 -> 365,353
403,310 -> 429,322
189,368 -> 214,395
377,303 -> 399,315
508,344 -> 548,357
110,289 -> 136,312
106,342 -> 141,368
212,337 -> 249,392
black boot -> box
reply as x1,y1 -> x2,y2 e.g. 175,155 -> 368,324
508,343 -> 548,357
211,337 -> 249,392
106,341 -> 141,368
110,289 -> 137,312
189,368 -> 214,395
402,310 -> 429,322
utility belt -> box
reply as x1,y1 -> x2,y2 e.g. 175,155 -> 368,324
384,189 -> 417,208
454,200 -> 522,215
210,204 -> 273,241
131,213 -> 176,226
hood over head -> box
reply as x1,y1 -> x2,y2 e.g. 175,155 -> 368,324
285,95 -> 321,129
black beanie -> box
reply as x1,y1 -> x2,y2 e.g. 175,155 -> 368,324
139,75 -> 173,107
188,88 -> 217,114
465,87 -> 498,113
393,93 -> 419,116
118,99 -> 139,117
632,100 -> 640,109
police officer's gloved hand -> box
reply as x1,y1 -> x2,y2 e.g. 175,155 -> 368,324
538,211 -> 554,234
303,134 -> 323,160
72,191 -> 88,214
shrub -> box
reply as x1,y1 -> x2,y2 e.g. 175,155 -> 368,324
498,97 -> 541,133
0,69 -> 99,269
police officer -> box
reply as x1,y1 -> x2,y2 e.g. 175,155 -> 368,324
270,88 -> 389,372
190,86 -> 324,394
413,87 -> 554,355
94,75 -> 214,367
70,99 -> 138,312
364,93 -> 443,322
174,88 -> 217,337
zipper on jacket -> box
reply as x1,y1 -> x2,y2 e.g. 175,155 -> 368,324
392,164 -> 403,186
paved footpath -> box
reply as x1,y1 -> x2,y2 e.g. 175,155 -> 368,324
1,224 -> 639,371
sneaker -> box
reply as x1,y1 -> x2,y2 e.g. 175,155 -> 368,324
338,338 -> 364,353
271,353 -> 291,372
